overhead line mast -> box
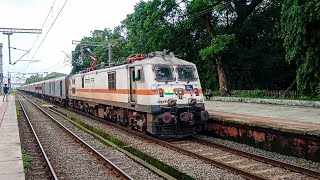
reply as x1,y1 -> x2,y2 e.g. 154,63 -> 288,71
0,28 -> 42,89
0,28 -> 42,65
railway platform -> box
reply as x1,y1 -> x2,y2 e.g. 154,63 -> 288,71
0,95 -> 25,179
205,100 -> 320,135
204,100 -> 320,161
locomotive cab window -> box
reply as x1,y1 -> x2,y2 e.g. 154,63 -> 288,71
136,70 -> 141,81
135,66 -> 143,82
154,66 -> 174,81
108,72 -> 116,90
177,66 -> 196,81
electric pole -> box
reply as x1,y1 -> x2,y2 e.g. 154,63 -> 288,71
0,28 -> 42,64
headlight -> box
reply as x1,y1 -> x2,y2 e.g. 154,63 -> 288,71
162,112 -> 173,123
194,88 -> 199,96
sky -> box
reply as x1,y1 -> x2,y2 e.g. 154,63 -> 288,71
0,0 -> 141,84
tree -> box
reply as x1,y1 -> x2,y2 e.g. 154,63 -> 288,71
281,0 -> 320,98
200,34 -> 236,94
25,75 -> 44,84
25,72 -> 65,84
188,0 -> 265,95
122,0 -> 181,53
44,72 -> 66,79
69,0 -> 296,97
70,28 -> 130,74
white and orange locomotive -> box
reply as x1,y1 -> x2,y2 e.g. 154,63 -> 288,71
18,51 -> 209,138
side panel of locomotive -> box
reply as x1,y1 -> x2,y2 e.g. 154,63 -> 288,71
68,67 -> 130,108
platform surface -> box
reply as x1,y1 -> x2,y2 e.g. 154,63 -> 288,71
0,95 -> 25,179
205,100 -> 320,135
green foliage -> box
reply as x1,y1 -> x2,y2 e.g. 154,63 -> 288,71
281,0 -> 320,97
66,0 -> 319,100
252,89 -> 265,98
25,75 -> 44,84
22,152 -> 31,172
200,34 -> 236,60
25,72 -> 66,84
16,108 -> 20,117
71,28 -> 131,74
317,84 -> 320,99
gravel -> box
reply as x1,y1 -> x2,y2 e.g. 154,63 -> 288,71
20,97 -> 118,180
16,100 -> 52,180
196,134 -> 320,172
45,106 -> 163,180
52,105 -> 245,180
29,93 -> 320,180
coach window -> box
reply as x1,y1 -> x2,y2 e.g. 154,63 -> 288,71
108,72 -> 116,90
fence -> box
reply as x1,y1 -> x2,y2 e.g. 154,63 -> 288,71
230,90 -> 299,99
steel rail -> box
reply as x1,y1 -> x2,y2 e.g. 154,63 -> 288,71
18,98 -> 58,180
55,106 -> 267,180
60,106 -> 320,180
192,137 -> 320,179
20,94 -> 133,180
22,92 -> 320,180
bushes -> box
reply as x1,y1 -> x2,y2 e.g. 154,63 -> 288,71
221,89 -> 320,101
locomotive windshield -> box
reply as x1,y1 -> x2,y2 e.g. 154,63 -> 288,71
154,66 -> 174,81
177,66 -> 196,81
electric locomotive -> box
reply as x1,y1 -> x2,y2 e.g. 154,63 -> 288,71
18,50 -> 209,138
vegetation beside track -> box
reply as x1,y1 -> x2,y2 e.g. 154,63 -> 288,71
50,108 -> 194,180
22,152 -> 31,173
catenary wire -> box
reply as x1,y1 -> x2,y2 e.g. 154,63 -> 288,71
18,0 -> 58,73
30,0 -> 69,61
23,0 -> 69,73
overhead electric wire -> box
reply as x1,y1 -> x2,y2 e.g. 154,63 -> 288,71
30,0 -> 69,60
30,0 -> 58,51
23,0 -> 69,73
19,0 -> 57,73
45,60 -> 67,71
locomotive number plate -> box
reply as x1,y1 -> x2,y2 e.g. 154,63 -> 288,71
185,85 -> 193,91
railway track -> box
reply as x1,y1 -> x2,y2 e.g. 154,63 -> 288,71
17,98 -> 57,180
17,94 -> 133,180
25,92 -> 320,180
169,138 -> 320,180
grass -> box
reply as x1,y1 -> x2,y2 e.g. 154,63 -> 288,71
51,109 -> 194,180
214,90 -> 320,101
16,108 -> 21,117
22,152 -> 32,172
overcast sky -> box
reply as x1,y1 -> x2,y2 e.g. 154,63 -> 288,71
0,0 -> 141,83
